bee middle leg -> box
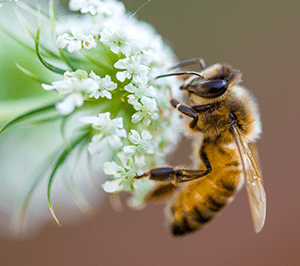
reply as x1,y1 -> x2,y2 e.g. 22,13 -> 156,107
135,167 -> 209,184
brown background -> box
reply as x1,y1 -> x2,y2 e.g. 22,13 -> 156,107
1,0 -> 300,265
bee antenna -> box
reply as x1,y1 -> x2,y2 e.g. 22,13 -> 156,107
155,71 -> 205,80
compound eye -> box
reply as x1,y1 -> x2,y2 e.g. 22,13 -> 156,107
196,79 -> 229,98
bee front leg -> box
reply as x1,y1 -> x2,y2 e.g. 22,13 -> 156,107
170,99 -> 199,128
170,58 -> 206,71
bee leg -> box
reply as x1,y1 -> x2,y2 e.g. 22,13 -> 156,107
135,150 -> 212,184
170,58 -> 205,71
175,148 -> 212,183
192,104 -> 212,113
170,99 -> 199,128
135,166 -> 210,184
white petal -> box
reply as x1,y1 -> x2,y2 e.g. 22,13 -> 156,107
110,44 -> 120,54
103,161 -> 124,175
88,139 -> 107,155
135,155 -> 145,167
108,134 -> 122,149
123,145 -> 136,154
69,0 -> 85,11
141,130 -> 152,141
78,115 -> 98,124
42,84 -> 56,91
55,93 -> 83,115
116,128 -> 127,138
124,83 -> 137,93
114,117 -> 124,129
120,43 -> 132,57
129,130 -> 141,144
117,152 -> 133,169
142,118 -> 151,126
116,71 -> 130,82
146,86 -> 156,97
114,58 -> 128,69
101,90 -> 112,99
56,34 -> 70,48
146,144 -> 154,154
102,179 -> 123,193
83,35 -> 97,49
97,112 -> 111,125
151,113 -> 159,120
131,112 -> 143,123
67,40 -> 82,53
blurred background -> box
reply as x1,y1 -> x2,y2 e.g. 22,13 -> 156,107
0,0 -> 299,265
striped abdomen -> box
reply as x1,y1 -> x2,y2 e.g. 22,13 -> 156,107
167,142 -> 243,236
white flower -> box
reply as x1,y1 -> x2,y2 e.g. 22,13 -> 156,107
56,29 -> 97,53
102,158 -> 136,193
124,83 -> 156,98
79,112 -> 127,154
100,22 -> 132,56
127,130 -> 154,154
0,0 -> 187,237
55,93 -> 84,115
114,55 -> 149,83
43,70 -> 99,95
42,70 -> 100,115
131,96 -> 158,126
70,0 -> 125,17
89,71 -> 117,99
101,178 -> 124,193
124,83 -> 156,111
122,130 -> 154,168
69,0 -> 85,11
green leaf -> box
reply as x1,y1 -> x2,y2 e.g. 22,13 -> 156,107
14,4 -> 60,60
80,40 -> 114,71
47,132 -> 88,226
61,142 -> 93,215
60,115 -> 72,149
35,24 -> 65,75
49,0 -> 57,39
29,114 -> 63,125
15,63 -> 49,84
0,102 -> 57,134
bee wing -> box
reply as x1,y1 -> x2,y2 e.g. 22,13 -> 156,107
231,124 -> 266,233
248,142 -> 263,182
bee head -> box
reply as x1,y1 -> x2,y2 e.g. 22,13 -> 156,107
181,77 -> 229,99
155,63 -> 241,100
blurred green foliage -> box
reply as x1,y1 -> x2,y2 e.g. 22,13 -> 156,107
0,31 -> 49,100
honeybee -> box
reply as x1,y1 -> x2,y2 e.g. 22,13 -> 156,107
135,58 -> 266,236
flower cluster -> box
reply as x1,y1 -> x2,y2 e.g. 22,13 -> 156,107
1,0 -> 183,218
42,70 -> 117,115
56,29 -> 97,53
